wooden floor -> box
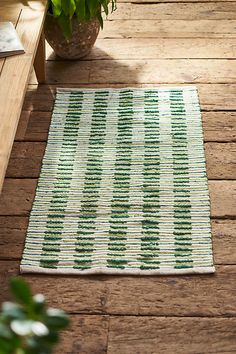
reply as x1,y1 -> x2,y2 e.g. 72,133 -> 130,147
1,0 -> 236,353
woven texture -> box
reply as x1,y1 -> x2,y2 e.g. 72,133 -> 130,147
21,87 -> 215,275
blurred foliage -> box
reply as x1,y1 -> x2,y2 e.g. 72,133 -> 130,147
0,277 -> 69,354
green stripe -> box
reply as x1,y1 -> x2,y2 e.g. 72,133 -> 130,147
170,90 -> 193,269
74,91 -> 109,269
107,89 -> 134,269
140,90 -> 160,270
40,92 -> 84,268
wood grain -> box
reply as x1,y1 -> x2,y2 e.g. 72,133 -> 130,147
34,32 -> 46,83
47,38 -> 236,60
109,2 -> 236,20
205,143 -> 236,179
117,0 -> 236,3
107,316 -> 236,354
37,59 -> 236,85
202,112 -> 236,142
1,261 -> 236,316
0,3 -> 46,192
1,0 -> 236,352
100,20 -> 236,39
57,315 -> 109,354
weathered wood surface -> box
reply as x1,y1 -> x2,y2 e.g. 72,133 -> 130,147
0,2 -> 47,192
202,112 -> 236,142
117,0 -> 236,2
47,38 -> 236,60
4,141 -> 236,180
57,315 -> 109,354
107,317 -> 236,354
0,217 -> 235,265
1,261 -> 236,317
28,59 -> 236,85
109,2 -> 236,20
22,84 -> 236,111
99,20 -> 236,38
1,0 -> 236,352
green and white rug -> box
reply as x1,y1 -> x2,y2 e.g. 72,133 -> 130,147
21,87 -> 215,275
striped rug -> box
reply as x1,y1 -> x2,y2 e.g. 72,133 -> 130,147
21,87 -> 215,275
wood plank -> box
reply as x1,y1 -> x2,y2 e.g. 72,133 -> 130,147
39,60 -> 236,85
47,38 -> 236,60
205,143 -> 236,179
212,220 -> 236,264
34,32 -> 46,83
209,181 -> 236,218
118,0 -> 236,3
202,112 -> 236,142
0,216 -> 28,259
0,217 -> 235,264
1,261 -> 236,316
6,142 -> 46,178
99,20 -> 236,39
109,2 -> 236,20
22,84 -> 236,112
0,179 -> 37,216
0,179 -> 235,217
5,142 -> 236,180
16,111 -> 236,143
0,7 -> 21,25
0,3 -> 46,192
107,316 -> 236,354
57,315 -> 109,354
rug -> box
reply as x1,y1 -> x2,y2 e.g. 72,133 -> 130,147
20,87 -> 215,275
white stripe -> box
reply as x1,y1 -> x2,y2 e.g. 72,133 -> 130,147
157,89 -> 176,267
183,89 -> 213,266
124,90 -> 146,268
91,91 -> 119,267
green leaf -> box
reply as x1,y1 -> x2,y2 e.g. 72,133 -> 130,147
111,0 -> 117,12
75,0 -> 86,21
0,337 -> 15,353
51,0 -> 62,17
87,0 -> 99,17
61,0 -> 76,18
0,323 -> 13,339
10,278 -> 32,307
57,12 -> 73,40
69,0 -> 76,18
101,0 -> 108,16
96,10 -> 103,28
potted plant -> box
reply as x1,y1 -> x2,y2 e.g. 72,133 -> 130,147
0,277 -> 69,354
44,0 -> 117,59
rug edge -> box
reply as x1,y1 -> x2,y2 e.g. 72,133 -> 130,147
56,86 -> 198,93
20,265 -> 215,275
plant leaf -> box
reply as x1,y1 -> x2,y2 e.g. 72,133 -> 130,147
101,0 -> 108,16
75,0 -> 86,21
96,10 -> 103,28
57,12 -> 73,40
10,278 -> 32,307
51,0 -> 62,17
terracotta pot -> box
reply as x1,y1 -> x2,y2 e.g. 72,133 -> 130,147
44,14 -> 100,59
